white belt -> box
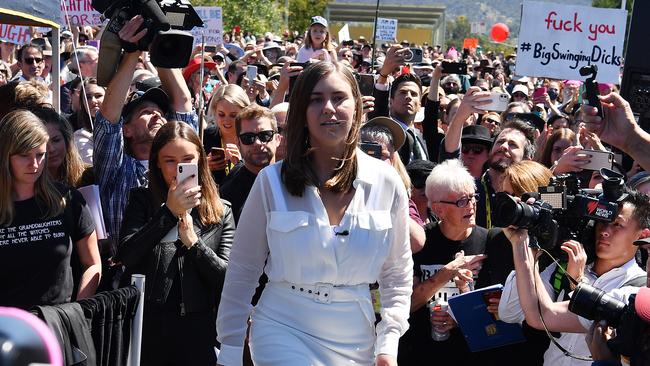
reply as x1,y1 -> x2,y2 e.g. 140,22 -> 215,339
270,281 -> 370,304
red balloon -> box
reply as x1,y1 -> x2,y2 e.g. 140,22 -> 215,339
490,23 -> 509,42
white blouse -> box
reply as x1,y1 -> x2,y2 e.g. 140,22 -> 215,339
217,150 -> 413,365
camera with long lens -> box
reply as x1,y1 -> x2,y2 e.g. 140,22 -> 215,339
569,283 -> 646,359
92,0 -> 203,86
493,168 -> 627,251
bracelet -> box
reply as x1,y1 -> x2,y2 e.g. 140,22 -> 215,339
379,72 -> 389,78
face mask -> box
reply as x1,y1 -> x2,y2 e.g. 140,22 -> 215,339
548,89 -> 558,101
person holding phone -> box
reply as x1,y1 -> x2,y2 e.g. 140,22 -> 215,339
217,62 -> 412,366
117,121 -> 234,365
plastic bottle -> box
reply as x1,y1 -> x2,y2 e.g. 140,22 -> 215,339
428,298 -> 450,341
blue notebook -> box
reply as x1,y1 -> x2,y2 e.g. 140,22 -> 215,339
448,284 -> 526,352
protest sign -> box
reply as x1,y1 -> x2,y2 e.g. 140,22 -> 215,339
516,1 -> 626,83
191,7 -> 223,47
375,18 -> 398,41
61,0 -> 103,26
338,24 -> 351,42
471,22 -> 486,35
0,24 -> 32,44
463,38 -> 479,50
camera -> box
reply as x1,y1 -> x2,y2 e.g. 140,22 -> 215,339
580,64 -> 603,118
493,168 -> 626,251
569,283 -> 647,359
402,47 -> 423,63
92,0 -> 203,86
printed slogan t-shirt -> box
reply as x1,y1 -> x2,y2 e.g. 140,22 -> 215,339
0,186 -> 95,309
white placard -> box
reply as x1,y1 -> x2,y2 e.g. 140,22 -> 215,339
338,24 -> 351,42
376,17 -> 398,42
191,7 -> 224,47
61,0 -> 103,26
0,24 -> 32,44
77,185 -> 107,240
516,1 -> 626,83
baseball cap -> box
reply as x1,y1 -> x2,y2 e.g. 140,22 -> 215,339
406,159 -> 436,189
362,116 -> 406,150
122,87 -> 170,119
310,16 -> 328,28
512,84 -> 529,97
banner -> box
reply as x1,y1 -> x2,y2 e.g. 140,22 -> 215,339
0,24 -> 32,44
376,18 -> 398,41
463,38 -> 479,50
191,7 -> 223,47
60,0 -> 103,26
516,1 -> 626,83
338,24 -> 351,42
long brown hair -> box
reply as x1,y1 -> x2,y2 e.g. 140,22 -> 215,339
282,61 -> 362,196
0,110 -> 65,225
539,128 -> 576,168
32,106 -> 86,187
148,121 -> 223,225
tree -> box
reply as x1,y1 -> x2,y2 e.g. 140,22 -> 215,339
191,0 -> 284,36
287,0 -> 330,35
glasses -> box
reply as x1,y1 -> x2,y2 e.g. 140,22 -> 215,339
23,57 -> 43,65
483,118 -> 500,125
434,194 -> 478,208
239,130 -> 276,145
461,145 -> 487,155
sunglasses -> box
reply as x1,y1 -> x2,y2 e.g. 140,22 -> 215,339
461,145 -> 487,154
239,130 -> 276,145
23,57 -> 43,65
434,194 -> 478,208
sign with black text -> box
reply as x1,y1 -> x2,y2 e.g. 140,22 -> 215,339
376,18 -> 398,42
191,7 -> 223,47
516,1 -> 626,83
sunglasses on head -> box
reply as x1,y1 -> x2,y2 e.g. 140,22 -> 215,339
23,57 -> 43,65
239,130 -> 276,145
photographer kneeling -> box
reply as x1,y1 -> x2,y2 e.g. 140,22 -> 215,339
499,190 -> 649,366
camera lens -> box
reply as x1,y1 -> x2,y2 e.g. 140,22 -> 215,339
569,283 -> 626,327
179,166 -> 183,173
403,49 -> 413,62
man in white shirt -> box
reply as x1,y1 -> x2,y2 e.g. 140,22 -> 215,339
499,190 -> 649,366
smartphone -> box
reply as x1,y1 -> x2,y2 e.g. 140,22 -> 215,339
577,149 -> 614,171
204,45 -> 217,53
210,147 -> 226,161
402,47 -> 423,63
533,87 -> 547,99
476,92 -> 510,112
482,289 -> 503,321
359,142 -> 383,159
356,73 -> 375,97
441,61 -> 468,75
177,163 -> 198,188
246,65 -> 258,82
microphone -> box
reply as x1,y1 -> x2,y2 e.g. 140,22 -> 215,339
636,287 -> 650,324
334,229 -> 349,236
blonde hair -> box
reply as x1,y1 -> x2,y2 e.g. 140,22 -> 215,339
504,160 -> 552,197
0,110 -> 65,225
207,84 -> 250,128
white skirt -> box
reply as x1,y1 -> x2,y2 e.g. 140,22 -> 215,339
249,282 -> 376,366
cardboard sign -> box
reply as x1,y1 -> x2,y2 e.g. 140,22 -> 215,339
338,24 -> 351,42
516,1 -> 626,83
376,17 -> 398,41
463,38 -> 479,50
0,24 -> 32,44
61,0 -> 103,26
191,7 -> 224,47
471,22 -> 487,35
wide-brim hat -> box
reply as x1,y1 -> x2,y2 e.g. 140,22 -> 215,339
363,116 -> 406,150
122,87 -> 170,119
461,125 -> 493,146
182,57 -> 217,81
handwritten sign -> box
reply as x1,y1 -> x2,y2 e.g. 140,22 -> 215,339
338,24 -> 351,43
516,1 -> 626,83
191,7 -> 224,47
375,18 -> 398,42
0,24 -> 32,44
61,0 -> 103,26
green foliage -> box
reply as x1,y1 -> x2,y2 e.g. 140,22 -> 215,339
445,16 -> 515,55
288,0 -> 330,35
191,0 -> 284,36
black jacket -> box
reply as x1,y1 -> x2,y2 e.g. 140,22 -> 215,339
117,187 -> 234,314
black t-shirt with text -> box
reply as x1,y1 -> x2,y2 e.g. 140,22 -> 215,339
398,222 -> 487,366
0,185 -> 95,309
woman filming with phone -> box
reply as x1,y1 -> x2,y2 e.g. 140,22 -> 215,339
117,121 -> 235,365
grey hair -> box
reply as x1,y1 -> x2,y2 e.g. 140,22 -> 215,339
425,159 -> 475,202
360,124 -> 395,150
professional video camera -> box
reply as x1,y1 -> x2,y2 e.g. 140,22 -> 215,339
493,168 -> 627,251
92,0 -> 203,86
569,283 -> 649,360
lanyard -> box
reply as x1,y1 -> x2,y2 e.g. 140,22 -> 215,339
481,173 -> 492,230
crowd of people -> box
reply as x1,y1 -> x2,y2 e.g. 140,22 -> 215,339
0,11 -> 649,366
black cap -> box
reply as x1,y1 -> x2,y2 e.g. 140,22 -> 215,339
122,87 -> 170,119
461,125 -> 493,146
135,76 -> 162,92
511,112 -> 546,132
406,159 -> 436,189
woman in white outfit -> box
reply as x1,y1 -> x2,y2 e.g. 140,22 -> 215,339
216,61 -> 413,366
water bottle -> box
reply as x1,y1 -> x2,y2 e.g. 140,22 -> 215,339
428,298 -> 450,341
